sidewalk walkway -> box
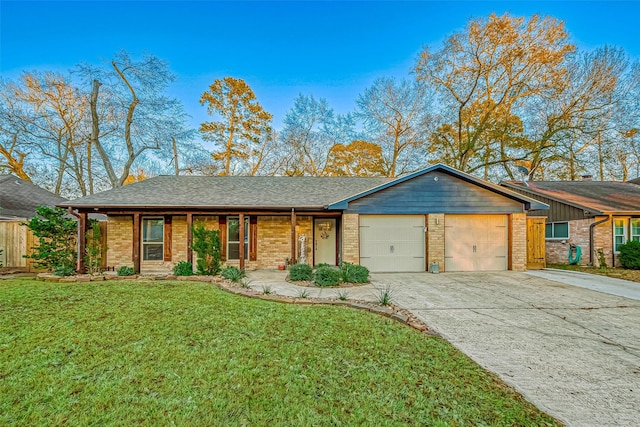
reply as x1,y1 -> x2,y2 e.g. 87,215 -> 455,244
526,268 -> 640,300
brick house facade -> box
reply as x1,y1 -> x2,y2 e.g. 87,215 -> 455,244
64,164 -> 545,274
503,180 -> 640,268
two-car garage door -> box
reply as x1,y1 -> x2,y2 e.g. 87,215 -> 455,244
359,214 -> 508,272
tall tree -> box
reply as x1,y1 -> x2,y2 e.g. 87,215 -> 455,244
77,50 -> 203,190
0,72 -> 90,194
416,13 -> 574,175
357,78 -> 430,177
278,94 -> 359,176
199,77 -> 272,176
325,140 -> 386,176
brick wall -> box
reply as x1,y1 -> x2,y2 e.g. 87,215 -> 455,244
510,213 -> 527,272
341,214 -> 359,264
427,214 -> 445,271
106,216 -> 133,268
545,217 -> 614,266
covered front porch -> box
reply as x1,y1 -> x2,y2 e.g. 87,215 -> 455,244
71,207 -> 342,274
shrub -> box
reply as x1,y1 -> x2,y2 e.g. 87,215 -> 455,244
54,266 -> 75,277
191,222 -> 221,275
618,240 -> 640,270
23,206 -> 77,273
289,263 -> 313,281
340,261 -> 369,283
117,266 -> 135,276
221,266 -> 245,282
337,289 -> 349,301
314,266 -> 341,287
376,284 -> 394,306
173,261 -> 194,276
85,219 -> 103,274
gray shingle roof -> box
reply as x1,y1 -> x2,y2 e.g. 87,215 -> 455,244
0,175 -> 67,219
503,180 -> 640,213
63,176 -> 392,210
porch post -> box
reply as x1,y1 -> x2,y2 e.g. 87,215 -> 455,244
186,213 -> 193,264
290,208 -> 297,264
239,213 -> 245,270
132,213 -> 140,274
77,212 -> 87,273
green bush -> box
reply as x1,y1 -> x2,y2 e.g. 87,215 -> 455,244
340,262 -> 369,283
54,266 -> 75,277
314,266 -> 341,287
221,266 -> 245,282
23,206 -> 77,273
173,261 -> 193,276
618,240 -> 640,269
289,263 -> 313,281
191,222 -> 221,275
117,266 -> 135,276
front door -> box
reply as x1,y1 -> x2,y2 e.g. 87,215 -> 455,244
314,218 -> 336,266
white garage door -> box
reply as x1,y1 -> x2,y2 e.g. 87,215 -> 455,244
359,215 -> 425,272
445,215 -> 508,271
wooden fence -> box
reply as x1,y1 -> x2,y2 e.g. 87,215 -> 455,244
0,220 -> 108,272
0,221 -> 36,270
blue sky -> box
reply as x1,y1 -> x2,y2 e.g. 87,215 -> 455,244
2,1 -> 640,131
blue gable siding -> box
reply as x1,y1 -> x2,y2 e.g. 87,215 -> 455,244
345,171 -> 524,214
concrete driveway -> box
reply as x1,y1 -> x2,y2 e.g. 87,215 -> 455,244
371,271 -> 640,427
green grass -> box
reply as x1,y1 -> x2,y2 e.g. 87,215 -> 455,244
0,279 -> 560,426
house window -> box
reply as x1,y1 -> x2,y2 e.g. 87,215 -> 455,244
142,217 -> 164,261
227,216 -> 249,260
545,222 -> 569,239
614,219 -> 628,252
631,218 -> 640,242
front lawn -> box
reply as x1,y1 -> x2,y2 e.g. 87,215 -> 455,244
0,279 -> 560,426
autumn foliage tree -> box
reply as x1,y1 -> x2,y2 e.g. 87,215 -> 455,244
416,13 -> 575,176
199,77 -> 273,176
325,140 -> 386,176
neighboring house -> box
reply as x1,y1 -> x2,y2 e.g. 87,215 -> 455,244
0,175 -> 67,268
62,164 -> 547,274
629,177 -> 640,185
502,178 -> 640,267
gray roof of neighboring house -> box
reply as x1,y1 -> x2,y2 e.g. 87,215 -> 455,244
502,180 -> 640,214
629,177 -> 640,185
0,175 -> 67,220
63,175 -> 392,210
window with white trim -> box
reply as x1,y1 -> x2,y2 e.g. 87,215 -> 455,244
545,222 -> 569,239
142,217 -> 164,261
631,218 -> 640,242
614,218 -> 628,252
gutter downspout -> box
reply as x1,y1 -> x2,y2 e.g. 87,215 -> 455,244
589,215 -> 611,265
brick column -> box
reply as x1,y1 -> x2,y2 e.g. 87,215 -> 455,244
427,214 -> 445,271
341,214 -> 359,264
511,213 -> 527,272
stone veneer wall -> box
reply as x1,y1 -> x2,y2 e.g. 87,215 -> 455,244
106,216 -> 133,268
341,214 -> 360,264
427,214 -> 445,272
510,213 -> 527,272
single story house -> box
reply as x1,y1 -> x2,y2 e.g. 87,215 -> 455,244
0,175 -> 67,269
62,164 -> 548,274
502,178 -> 640,267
